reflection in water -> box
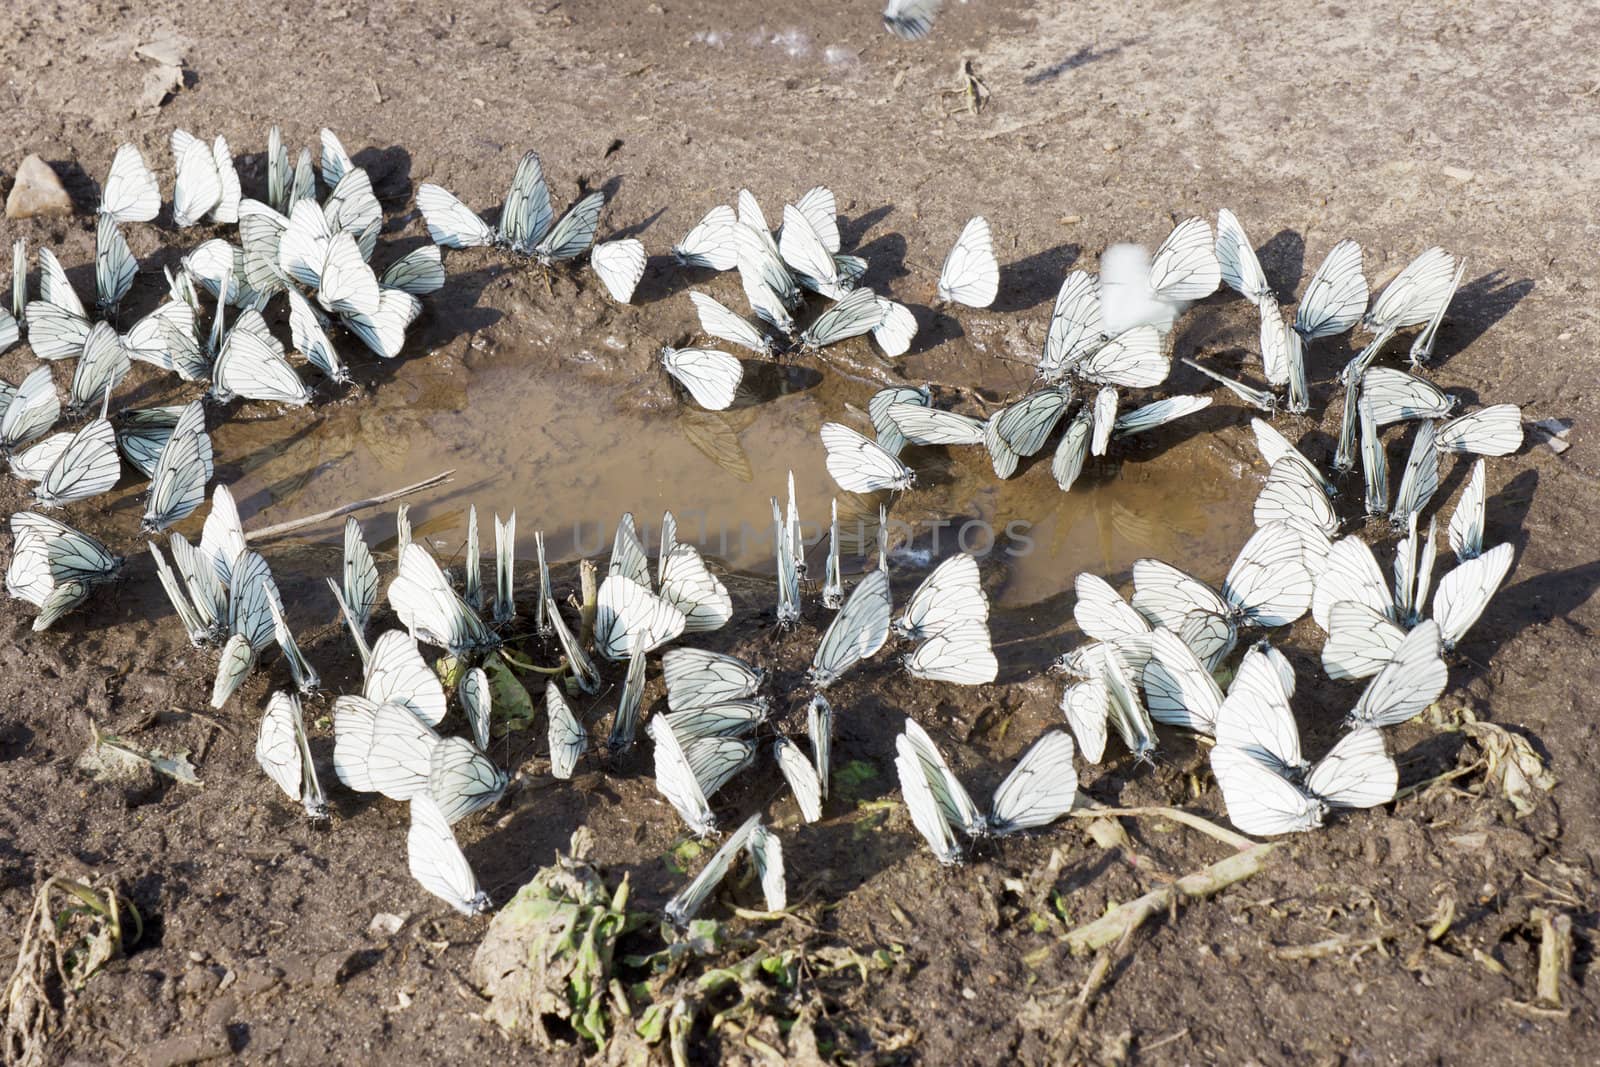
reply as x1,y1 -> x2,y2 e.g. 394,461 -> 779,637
210,336 -> 1246,608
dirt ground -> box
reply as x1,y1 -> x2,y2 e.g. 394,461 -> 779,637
2,0 -> 1598,1063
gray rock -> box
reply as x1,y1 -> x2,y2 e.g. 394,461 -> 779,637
5,155 -> 73,219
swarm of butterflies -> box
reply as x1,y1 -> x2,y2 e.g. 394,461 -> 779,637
0,126 -> 1527,918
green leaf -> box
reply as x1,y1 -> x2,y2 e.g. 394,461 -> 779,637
482,652 -> 537,732
834,759 -> 878,797
434,653 -> 469,689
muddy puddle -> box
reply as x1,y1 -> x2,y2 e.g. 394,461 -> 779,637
197,286 -> 1249,613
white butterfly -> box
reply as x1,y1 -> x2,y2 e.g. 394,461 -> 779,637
1051,404 -> 1094,492
1448,459 -> 1486,562
367,699 -> 442,800
1362,367 -> 1454,427
94,215 -> 137,316
545,679 -> 588,779
1072,325 -> 1169,389
1254,457 -> 1339,541
883,402 -> 986,448
388,543 -> 499,658
799,287 -> 885,350
648,712 -> 754,837
873,298 -> 918,357
1390,420 -> 1440,528
1293,239 -> 1367,343
1182,357 -> 1276,413
774,695 -> 832,822
1436,404 -> 1522,457
416,151 -> 552,254
171,129 -> 241,228
122,301 -> 204,379
427,736 -> 507,824
673,205 -> 739,271
365,630 -> 448,727
807,569 -> 891,687
895,554 -> 996,683
277,201 -> 381,317
255,690 -> 328,820
1114,395 -> 1211,438
1347,247 -> 1459,380
607,645 -> 650,752
380,246 -> 447,296
897,720 -> 1080,864
407,794 -> 492,915
1039,271 -> 1106,382
5,511 -> 121,631
457,668 -> 491,752
593,574 -> 686,660
663,813 -> 783,924
820,422 -> 915,493
937,217 -> 998,308
589,238 -> 645,303
659,542 -> 734,633
99,144 -> 161,224
140,401 -> 211,533
1346,620 -> 1448,727
984,388 -> 1072,478
1214,209 -> 1273,306
778,203 -> 840,295
33,406 -> 120,509
533,191 -> 607,266
883,0 -> 943,39
342,515 -> 378,637
1250,417 -> 1333,497
867,386 -> 929,457
543,570 -> 602,694
1432,542 -> 1513,654
1211,723 -> 1395,837
341,286 -> 421,360
662,648 -> 764,711
211,310 -> 311,406
1132,522 -> 1315,668
68,323 -> 130,412
210,550 -> 284,709
688,290 -> 774,356
0,369 -> 60,457
493,511 -> 516,626
1101,217 -> 1220,333
660,347 -> 742,411
822,499 -> 844,609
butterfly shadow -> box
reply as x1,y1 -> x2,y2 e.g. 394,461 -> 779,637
1259,229 -> 1307,305
990,244 -> 1082,315
1428,270 -> 1534,367
1022,37 -> 1145,85
841,204 -> 894,250
854,231 -> 910,290
354,145 -> 415,204
607,206 -> 667,243
633,254 -> 708,306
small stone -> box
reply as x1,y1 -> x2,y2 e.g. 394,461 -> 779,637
313,948 -> 359,988
142,1031 -> 229,1067
138,64 -> 184,114
179,967 -> 221,997
1442,166 -> 1475,183
1533,417 -> 1572,454
216,968 -> 236,992
5,155 -> 73,219
368,911 -> 408,937
133,35 -> 185,67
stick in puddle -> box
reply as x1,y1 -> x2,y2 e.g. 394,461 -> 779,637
244,470 -> 456,543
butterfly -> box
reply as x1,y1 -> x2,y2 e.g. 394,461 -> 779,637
1210,710 -> 1395,837
820,422 -> 915,493
648,711 -> 754,837
388,542 -> 499,658
895,554 -> 996,684
416,151 -> 553,254
673,205 -> 739,271
799,287 -> 886,351
493,511 -> 516,626
98,144 -> 161,224
5,511 -> 122,631
937,217 -> 999,308
1346,247 -> 1460,380
407,794 -> 492,915
663,813 -> 785,925
807,569 -> 892,688
545,679 -> 589,779
883,0 -> 944,39
590,238 -> 646,302
171,129 -> 241,228
897,720 -> 1080,864
1436,404 -> 1522,457
660,347 -> 742,411
255,690 -> 328,819
140,400 -> 212,533
774,695 -> 832,823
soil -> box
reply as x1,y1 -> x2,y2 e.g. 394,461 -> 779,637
2,0 -> 1598,1063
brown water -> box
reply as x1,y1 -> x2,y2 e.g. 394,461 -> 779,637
205,322 -> 1249,608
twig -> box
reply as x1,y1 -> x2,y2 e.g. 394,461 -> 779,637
244,470 -> 456,543
1055,947 -> 1114,1052
1064,843 -> 1278,954
1068,801 -> 1256,851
